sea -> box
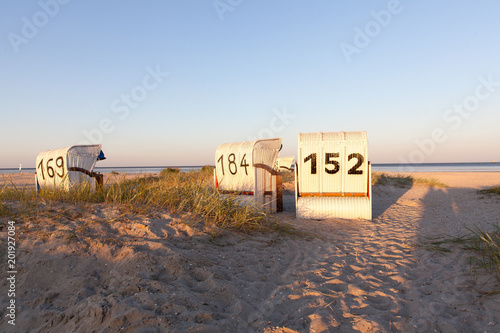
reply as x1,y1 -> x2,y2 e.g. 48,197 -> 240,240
1,162 -> 500,174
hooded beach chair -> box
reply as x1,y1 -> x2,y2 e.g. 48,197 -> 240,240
295,131 -> 372,220
35,144 -> 106,191
215,138 -> 283,212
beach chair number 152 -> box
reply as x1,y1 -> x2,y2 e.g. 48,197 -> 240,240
303,153 -> 364,175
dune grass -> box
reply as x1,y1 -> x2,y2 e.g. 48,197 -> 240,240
478,186 -> 500,196
160,167 -> 180,175
465,225 -> 500,283
372,172 -> 413,187
372,172 -> 448,188
0,168 -> 292,234
0,202 -> 10,217
413,177 -> 449,188
422,224 -> 500,293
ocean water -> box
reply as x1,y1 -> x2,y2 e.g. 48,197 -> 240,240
2,163 -> 500,174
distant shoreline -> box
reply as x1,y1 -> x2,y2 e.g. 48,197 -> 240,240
1,162 -> 499,174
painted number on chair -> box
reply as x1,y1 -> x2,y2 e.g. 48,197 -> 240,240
303,153 -> 364,175
217,153 -> 250,176
37,156 -> 65,180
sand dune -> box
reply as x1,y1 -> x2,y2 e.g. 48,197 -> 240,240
1,172 -> 499,332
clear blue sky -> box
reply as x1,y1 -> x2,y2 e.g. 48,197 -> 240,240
1,0 -> 499,168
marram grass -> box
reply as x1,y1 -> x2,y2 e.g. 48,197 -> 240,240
372,173 -> 413,187
372,172 -> 448,188
0,168 -> 291,233
464,225 -> 500,282
478,186 -> 500,196
0,202 -> 10,217
422,224 -> 500,292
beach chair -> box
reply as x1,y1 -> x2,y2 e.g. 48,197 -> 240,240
275,156 -> 295,172
215,138 -> 283,212
295,131 -> 372,219
35,144 -> 106,191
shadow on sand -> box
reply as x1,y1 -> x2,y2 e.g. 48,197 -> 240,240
372,175 -> 414,219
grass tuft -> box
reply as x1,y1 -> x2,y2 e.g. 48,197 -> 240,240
412,177 -> 448,188
160,167 -> 180,176
464,225 -> 500,281
201,165 -> 214,172
0,202 -> 11,217
372,173 -> 413,188
421,224 -> 500,292
478,186 -> 500,196
372,172 -> 448,188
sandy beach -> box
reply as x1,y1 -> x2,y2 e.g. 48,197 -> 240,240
1,172 -> 500,332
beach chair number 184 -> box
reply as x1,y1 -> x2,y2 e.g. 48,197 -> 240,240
303,153 -> 364,175
217,153 -> 250,176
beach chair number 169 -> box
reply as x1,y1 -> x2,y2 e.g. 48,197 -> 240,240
37,156 -> 65,180
303,153 -> 364,175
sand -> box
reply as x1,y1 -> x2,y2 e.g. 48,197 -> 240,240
1,172 -> 499,332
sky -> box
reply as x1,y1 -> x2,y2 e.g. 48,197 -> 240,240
1,0 -> 500,168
